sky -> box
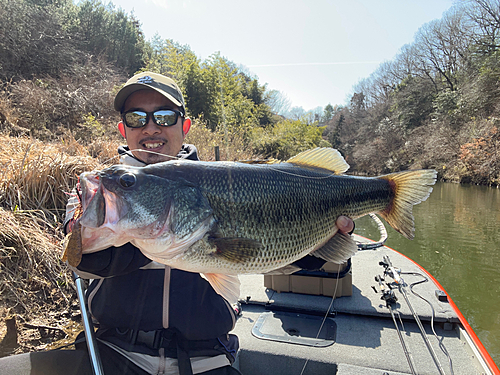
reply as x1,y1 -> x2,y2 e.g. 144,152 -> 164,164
108,0 -> 455,111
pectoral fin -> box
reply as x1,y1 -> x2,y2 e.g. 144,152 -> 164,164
202,273 -> 241,304
210,237 -> 263,263
311,230 -> 358,264
61,221 -> 83,267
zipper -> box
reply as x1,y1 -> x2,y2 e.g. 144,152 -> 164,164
156,348 -> 165,375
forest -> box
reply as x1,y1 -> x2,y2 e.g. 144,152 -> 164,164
1,0 -> 499,185
327,0 -> 500,186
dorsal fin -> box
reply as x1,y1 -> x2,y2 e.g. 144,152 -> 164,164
286,148 -> 350,174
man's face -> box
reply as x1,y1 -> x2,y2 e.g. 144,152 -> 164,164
122,89 -> 185,164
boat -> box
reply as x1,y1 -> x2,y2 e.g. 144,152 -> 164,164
230,227 -> 500,375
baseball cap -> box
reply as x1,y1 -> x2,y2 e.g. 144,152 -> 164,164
114,71 -> 185,113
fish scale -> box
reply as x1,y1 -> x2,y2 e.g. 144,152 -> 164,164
161,162 -> 393,274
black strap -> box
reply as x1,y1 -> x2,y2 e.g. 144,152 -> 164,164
97,327 -> 236,372
175,334 -> 194,375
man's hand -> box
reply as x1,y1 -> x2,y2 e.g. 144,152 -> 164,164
337,215 -> 354,235
286,215 -> 356,272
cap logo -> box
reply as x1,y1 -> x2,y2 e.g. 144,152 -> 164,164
137,76 -> 154,84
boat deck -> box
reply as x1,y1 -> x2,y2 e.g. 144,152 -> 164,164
231,237 -> 489,375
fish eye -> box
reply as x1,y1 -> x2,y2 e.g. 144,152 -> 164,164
119,172 -> 136,188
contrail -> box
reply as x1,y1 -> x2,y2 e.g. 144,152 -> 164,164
246,61 -> 380,68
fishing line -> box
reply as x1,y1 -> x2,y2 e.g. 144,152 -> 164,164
382,258 -> 449,375
122,149 -> 342,181
84,149 -> 180,175
242,159 -> 341,181
124,148 -> 180,160
298,213 -> 386,375
401,271 -> 455,375
94,148 -> 180,169
98,154 -> 122,165
299,262 -> 343,375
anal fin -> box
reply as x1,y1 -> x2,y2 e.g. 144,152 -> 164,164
263,264 -> 302,275
311,230 -> 358,264
202,273 -> 241,305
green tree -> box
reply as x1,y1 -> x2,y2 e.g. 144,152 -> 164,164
390,76 -> 435,130
252,117 -> 330,159
322,103 -> 335,124
328,113 -> 344,149
144,39 -> 215,123
0,0 -> 77,80
74,0 -> 145,73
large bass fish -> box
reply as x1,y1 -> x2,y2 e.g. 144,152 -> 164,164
63,148 -> 436,303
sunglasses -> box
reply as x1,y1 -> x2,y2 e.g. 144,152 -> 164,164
122,109 -> 184,128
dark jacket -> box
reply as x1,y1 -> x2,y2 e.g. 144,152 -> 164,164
71,145 -> 238,356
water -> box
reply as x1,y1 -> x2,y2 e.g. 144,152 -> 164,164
354,182 -> 500,367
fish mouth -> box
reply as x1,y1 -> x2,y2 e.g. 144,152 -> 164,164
80,172 -> 100,212
79,172 -> 121,228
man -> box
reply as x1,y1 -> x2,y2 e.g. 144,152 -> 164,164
0,71 -> 354,375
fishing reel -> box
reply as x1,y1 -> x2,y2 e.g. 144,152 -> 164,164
373,255 -> 403,307
379,255 -> 403,285
374,275 -> 398,306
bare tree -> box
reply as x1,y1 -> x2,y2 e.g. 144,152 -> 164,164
287,106 -> 307,120
265,89 -> 292,116
464,0 -> 500,53
412,14 -> 466,91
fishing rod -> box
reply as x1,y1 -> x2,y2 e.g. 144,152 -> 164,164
401,271 -> 455,375
73,272 -> 105,375
380,256 -> 447,375
374,274 -> 417,375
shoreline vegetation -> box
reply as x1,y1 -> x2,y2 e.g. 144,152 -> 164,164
1,0 -> 500,358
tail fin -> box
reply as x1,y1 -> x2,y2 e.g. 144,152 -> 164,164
378,170 -> 437,239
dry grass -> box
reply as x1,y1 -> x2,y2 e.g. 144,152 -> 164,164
0,208 -> 84,356
0,209 -> 72,317
0,134 -> 119,220
0,205 -> 79,356
5,59 -> 124,141
0,133 -> 120,356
